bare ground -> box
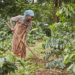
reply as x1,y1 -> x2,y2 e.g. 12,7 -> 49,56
26,41 -> 73,75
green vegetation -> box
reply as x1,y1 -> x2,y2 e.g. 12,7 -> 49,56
0,0 -> 75,75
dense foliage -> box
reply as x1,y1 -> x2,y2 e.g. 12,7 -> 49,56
44,3 -> 75,73
0,0 -> 75,75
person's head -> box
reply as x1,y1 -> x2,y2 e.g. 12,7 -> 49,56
24,10 -> 34,21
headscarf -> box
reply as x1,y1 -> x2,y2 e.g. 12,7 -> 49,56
24,10 -> 34,19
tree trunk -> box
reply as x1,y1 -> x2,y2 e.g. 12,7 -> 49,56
54,0 -> 62,22
59,0 -> 62,7
55,0 -> 58,7
54,0 -> 59,22
54,11 -> 59,22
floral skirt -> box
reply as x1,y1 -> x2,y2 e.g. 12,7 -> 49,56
12,23 -> 26,59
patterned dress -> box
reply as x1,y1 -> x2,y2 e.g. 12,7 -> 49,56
10,15 -> 32,59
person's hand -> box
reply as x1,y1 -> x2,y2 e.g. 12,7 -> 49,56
11,28 -> 15,32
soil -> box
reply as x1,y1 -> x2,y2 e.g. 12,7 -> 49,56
29,57 -> 68,75
35,68 -> 68,75
26,41 -> 72,75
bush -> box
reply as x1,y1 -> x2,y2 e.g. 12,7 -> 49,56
44,4 -> 75,71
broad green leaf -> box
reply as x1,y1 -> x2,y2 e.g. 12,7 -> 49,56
73,64 -> 75,73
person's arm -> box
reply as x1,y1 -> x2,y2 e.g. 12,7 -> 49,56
26,22 -> 32,33
10,15 -> 22,32
10,15 -> 22,26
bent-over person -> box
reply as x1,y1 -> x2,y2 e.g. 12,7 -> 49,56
10,10 -> 34,60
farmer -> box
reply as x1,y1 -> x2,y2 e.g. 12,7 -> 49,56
10,10 -> 34,60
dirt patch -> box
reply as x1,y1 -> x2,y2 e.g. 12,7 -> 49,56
29,57 -> 51,65
29,58 -> 68,75
35,68 -> 68,75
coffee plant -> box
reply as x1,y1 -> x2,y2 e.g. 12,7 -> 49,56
44,3 -> 75,72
